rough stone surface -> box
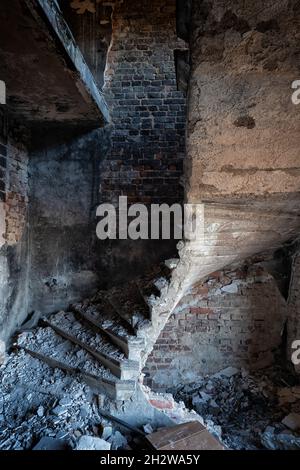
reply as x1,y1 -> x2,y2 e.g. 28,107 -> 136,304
33,437 -> 68,451
170,365 -> 300,450
76,436 -> 111,451
287,249 -> 300,374
282,413 -> 300,431
187,0 -> 300,205
162,0 -> 300,336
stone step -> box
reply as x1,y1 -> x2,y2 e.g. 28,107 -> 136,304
18,323 -> 118,384
19,346 -> 135,401
71,305 -> 145,363
43,317 -> 140,381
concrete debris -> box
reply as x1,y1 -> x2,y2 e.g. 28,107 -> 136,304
76,436 -> 111,451
52,406 -> 68,417
108,430 -> 128,450
165,259 -> 179,269
278,386 -> 300,405
153,277 -> 169,293
101,425 -> 113,440
282,413 -> 300,431
0,340 -> 120,450
213,367 -> 240,379
59,397 -> 73,407
0,340 -> 6,365
261,426 -> 300,450
33,437 -> 69,451
143,423 -> 153,434
221,282 -> 239,294
37,406 -> 44,417
171,365 -> 300,450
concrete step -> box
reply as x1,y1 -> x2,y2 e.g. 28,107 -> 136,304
17,322 -> 118,386
43,317 -> 140,381
19,346 -> 136,401
71,304 -> 145,363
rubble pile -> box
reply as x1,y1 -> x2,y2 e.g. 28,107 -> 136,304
171,366 -> 300,450
0,335 -> 131,450
0,265 -> 173,451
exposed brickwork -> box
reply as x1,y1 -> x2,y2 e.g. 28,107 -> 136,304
0,114 -> 28,247
0,117 -> 29,343
143,265 -> 287,391
100,0 -> 187,205
4,142 -> 28,245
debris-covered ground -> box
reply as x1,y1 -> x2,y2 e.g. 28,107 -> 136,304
0,346 -> 135,450
2,299 -> 300,451
170,365 -> 300,450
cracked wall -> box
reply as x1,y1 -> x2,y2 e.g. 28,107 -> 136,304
187,0 -> 300,205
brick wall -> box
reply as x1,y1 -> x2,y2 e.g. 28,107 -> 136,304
4,141 -> 28,245
0,116 -> 29,343
100,0 -> 187,205
0,118 -> 28,246
143,264 -> 287,391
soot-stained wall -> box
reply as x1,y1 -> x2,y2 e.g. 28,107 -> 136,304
27,127 -> 109,316
0,111 -> 30,343
59,0 -> 189,282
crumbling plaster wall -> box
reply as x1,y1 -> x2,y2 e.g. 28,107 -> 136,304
174,0 -> 300,295
144,264 -> 288,390
187,0 -> 300,204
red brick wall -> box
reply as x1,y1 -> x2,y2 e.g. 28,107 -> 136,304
143,264 -> 288,390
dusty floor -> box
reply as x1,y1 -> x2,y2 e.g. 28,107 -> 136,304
1,312 -> 300,450
0,346 -> 132,450
170,363 -> 300,449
